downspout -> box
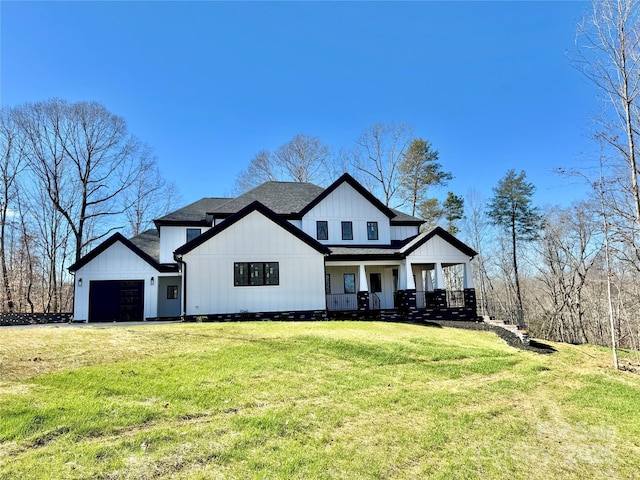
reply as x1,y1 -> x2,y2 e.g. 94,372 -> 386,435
174,253 -> 187,321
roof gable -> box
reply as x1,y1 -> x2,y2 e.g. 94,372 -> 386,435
174,201 -> 331,257
298,173 -> 396,219
68,232 -> 178,273
401,226 -> 477,257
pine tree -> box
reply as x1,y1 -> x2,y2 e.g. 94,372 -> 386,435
443,192 -> 464,235
487,169 -> 541,313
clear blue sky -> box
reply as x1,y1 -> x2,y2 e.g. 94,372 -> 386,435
1,1 -> 597,210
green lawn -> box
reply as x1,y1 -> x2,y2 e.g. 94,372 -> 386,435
1,321 -> 639,479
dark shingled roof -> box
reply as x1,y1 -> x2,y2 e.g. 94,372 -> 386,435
129,229 -> 162,263
390,208 -> 423,225
153,178 -> 424,225
154,198 -> 232,226
211,182 -> 325,217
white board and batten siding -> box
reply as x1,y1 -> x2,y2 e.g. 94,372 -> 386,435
391,225 -> 419,241
72,241 -> 158,322
159,225 -> 211,263
407,234 -> 473,264
183,210 -> 326,315
301,182 -> 391,244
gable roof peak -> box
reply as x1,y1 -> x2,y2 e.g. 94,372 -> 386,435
298,172 -> 396,219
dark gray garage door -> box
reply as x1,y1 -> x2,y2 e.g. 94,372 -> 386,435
89,280 -> 144,322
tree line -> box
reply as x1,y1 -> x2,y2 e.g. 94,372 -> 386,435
0,99 -> 178,313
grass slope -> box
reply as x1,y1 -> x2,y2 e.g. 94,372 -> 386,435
1,321 -> 639,479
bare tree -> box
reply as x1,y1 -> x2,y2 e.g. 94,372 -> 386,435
16,99 -> 147,262
235,134 -> 332,193
274,134 -> 331,184
235,150 -> 279,193
575,0 -> 640,255
351,122 -> 414,207
0,107 -> 26,312
122,155 -> 180,236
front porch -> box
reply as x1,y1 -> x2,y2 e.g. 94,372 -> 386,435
324,260 -> 479,322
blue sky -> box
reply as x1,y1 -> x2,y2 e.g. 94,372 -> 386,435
1,1 -> 597,210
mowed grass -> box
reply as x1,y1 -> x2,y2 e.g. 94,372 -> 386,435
1,322 -> 640,479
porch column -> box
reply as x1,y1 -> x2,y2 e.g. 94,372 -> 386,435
425,268 -> 434,291
463,261 -> 475,289
404,259 -> 415,290
357,264 -> 369,312
434,263 -> 445,289
358,264 -> 368,291
433,262 -> 447,308
398,259 -> 417,319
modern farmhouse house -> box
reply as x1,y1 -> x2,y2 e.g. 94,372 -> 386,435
69,174 -> 479,323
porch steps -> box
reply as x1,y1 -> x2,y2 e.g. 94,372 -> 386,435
483,316 -> 530,345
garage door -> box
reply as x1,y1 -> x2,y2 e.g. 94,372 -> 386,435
89,280 -> 144,322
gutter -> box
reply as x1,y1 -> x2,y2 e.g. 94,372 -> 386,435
174,253 -> 187,321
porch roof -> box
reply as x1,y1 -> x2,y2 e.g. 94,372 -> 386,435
326,245 -> 404,261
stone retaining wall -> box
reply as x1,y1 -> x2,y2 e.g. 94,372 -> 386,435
0,313 -> 72,326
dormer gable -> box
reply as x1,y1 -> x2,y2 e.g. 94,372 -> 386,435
298,173 -> 395,219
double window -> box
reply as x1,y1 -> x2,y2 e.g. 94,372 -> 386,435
234,262 -> 279,286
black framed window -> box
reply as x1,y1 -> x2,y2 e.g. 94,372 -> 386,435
367,221 -> 379,240
316,221 -> 328,240
167,285 -> 178,299
344,273 -> 356,294
341,221 -> 353,240
235,262 -> 279,286
186,228 -> 201,242
264,262 -> 279,285
325,274 -> 331,294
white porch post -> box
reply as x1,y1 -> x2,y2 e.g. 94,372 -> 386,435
434,262 -> 445,289
358,264 -> 368,291
464,261 -> 475,289
404,259 -> 415,290
425,268 -> 434,291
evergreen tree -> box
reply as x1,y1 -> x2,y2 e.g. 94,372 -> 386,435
443,192 -> 464,235
399,138 -> 452,215
487,169 -> 541,313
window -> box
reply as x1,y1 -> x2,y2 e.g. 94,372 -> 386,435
325,274 -> 331,294
167,285 -> 178,299
367,221 -> 379,240
186,228 -> 201,242
234,262 -> 279,286
316,221 -> 328,240
369,273 -> 382,293
341,221 -> 353,240
344,273 -> 356,294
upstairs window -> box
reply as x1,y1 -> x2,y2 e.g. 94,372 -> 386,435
341,221 -> 353,240
316,221 -> 328,240
234,262 -> 279,286
186,228 -> 201,242
367,221 -> 379,240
